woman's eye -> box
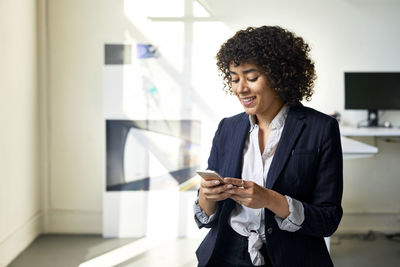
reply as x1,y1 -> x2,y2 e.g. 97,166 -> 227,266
248,77 -> 258,82
231,79 -> 239,83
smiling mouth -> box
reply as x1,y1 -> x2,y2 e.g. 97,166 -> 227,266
241,96 -> 256,104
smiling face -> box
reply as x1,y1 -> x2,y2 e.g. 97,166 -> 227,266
229,62 -> 283,122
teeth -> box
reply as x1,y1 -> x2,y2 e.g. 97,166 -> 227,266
242,97 -> 255,102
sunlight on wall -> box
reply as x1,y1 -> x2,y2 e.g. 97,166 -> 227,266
124,0 -> 185,73
104,0 -> 237,243
120,0 -> 237,171
193,0 -> 210,17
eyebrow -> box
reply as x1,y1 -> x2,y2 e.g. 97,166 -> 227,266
229,68 -> 259,75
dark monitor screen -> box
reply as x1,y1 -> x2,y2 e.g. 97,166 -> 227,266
345,72 -> 400,110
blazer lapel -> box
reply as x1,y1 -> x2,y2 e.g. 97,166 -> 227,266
221,113 -> 250,214
265,106 -> 305,189
229,113 -> 250,178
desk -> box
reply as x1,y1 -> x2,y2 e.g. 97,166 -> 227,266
340,126 -> 400,137
341,136 -> 378,159
340,126 -> 400,159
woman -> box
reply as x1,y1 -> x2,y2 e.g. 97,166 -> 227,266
194,26 -> 343,267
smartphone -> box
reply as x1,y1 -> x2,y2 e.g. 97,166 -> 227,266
196,170 -> 225,184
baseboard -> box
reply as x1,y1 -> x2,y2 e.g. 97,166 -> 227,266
0,212 -> 42,267
336,212 -> 400,234
45,209 -> 102,234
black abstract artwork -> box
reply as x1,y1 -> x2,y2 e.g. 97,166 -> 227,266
106,120 -> 200,191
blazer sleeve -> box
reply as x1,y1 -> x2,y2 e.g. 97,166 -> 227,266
296,118 -> 343,237
195,118 -> 225,228
207,118 -> 225,173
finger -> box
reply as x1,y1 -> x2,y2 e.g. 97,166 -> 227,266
230,195 -> 239,202
203,183 -> 233,195
201,179 -> 223,188
226,187 -> 242,193
205,192 -> 231,202
230,196 -> 245,205
226,187 -> 247,198
224,178 -> 247,188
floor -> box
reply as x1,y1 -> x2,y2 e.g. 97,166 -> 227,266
8,231 -> 400,267
330,232 -> 400,267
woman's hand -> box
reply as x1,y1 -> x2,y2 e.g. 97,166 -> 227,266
224,177 -> 290,219
200,179 -> 233,202
198,179 -> 234,216
223,177 -> 269,209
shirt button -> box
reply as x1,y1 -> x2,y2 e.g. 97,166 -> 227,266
267,227 -> 273,234
256,212 -> 260,216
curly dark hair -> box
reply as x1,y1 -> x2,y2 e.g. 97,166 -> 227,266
216,26 -> 316,105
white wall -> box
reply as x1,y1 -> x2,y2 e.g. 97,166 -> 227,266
40,0 -> 106,233
44,0 -> 400,235
0,0 -> 41,265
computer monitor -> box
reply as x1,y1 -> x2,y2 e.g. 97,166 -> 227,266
344,72 -> 400,127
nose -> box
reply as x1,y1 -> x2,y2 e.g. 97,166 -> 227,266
234,80 -> 248,95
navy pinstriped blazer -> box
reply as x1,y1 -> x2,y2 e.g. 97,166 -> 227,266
196,105 -> 343,267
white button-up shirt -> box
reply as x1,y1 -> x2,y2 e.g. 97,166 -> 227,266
229,105 -> 288,265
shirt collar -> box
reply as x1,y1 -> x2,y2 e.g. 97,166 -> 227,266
248,104 -> 289,132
